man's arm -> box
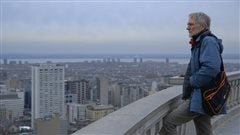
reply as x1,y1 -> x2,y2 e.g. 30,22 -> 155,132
182,62 -> 192,100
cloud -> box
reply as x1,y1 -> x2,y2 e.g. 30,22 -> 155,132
3,22 -> 186,44
1,1 -> 239,55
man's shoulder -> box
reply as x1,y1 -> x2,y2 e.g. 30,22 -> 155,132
201,34 -> 223,53
204,35 -> 217,39
202,35 -> 219,45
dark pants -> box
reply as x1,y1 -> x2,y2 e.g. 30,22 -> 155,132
159,100 -> 213,135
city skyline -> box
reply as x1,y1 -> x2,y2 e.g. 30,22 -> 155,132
1,0 -> 239,55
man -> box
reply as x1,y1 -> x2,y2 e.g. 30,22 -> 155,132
159,12 -> 225,135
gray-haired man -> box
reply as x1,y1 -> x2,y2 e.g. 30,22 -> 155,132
159,12 -> 225,135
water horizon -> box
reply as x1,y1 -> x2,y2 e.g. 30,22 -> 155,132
2,57 -> 239,64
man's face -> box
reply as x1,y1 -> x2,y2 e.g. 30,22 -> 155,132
187,17 -> 205,37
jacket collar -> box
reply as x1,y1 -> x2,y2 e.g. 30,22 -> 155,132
190,29 -> 211,48
194,29 -> 211,43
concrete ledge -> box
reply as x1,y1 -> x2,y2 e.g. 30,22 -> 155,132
168,76 -> 184,85
72,86 -> 182,135
72,71 -> 240,135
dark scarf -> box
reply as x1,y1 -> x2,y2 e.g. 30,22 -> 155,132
189,29 -> 209,47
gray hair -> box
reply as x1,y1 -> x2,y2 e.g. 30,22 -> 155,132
189,12 -> 211,30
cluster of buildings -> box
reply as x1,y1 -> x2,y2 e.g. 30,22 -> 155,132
0,61 -> 162,134
0,57 -> 239,134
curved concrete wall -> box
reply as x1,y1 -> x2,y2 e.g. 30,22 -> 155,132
73,71 -> 240,135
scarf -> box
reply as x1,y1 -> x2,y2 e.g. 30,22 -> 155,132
189,29 -> 209,47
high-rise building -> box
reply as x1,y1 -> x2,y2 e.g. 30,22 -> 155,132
77,80 -> 88,104
110,83 -> 121,108
65,80 -> 89,104
21,79 -> 31,109
0,94 -> 24,121
96,77 -> 109,105
139,57 -> 143,63
31,63 -> 65,130
90,86 -> 98,102
166,58 -> 169,63
134,56 -> 137,63
121,85 -> 144,107
0,70 -> 7,82
3,59 -> 7,65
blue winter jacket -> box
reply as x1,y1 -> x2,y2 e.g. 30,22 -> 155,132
183,30 -> 226,115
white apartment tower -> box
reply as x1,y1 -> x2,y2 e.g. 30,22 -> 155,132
31,63 -> 65,129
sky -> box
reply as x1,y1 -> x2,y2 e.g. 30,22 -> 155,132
1,0 -> 239,56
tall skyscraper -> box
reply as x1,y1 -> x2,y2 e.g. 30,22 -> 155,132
134,56 -> 137,63
96,77 -> 109,105
110,83 -> 121,108
31,63 -> 65,130
3,59 -> 7,65
77,79 -> 88,104
139,57 -> 143,63
65,79 -> 89,104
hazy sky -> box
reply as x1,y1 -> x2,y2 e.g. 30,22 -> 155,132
1,0 -> 239,55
